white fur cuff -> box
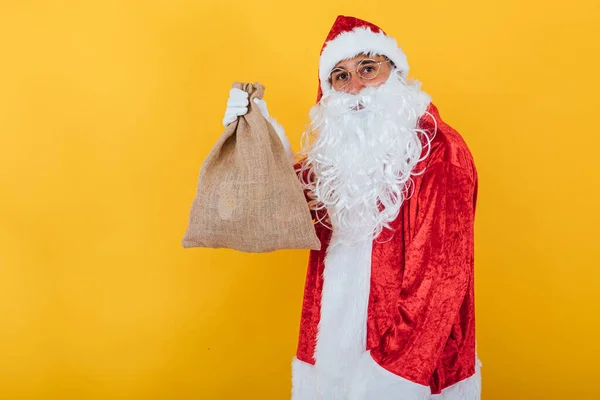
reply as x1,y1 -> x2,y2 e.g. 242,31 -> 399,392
347,351 -> 430,400
291,357 -> 318,400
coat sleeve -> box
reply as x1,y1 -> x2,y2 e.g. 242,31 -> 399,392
348,161 -> 477,400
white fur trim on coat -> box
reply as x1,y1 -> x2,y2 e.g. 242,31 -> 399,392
290,354 -> 482,400
291,357 -> 318,400
319,27 -> 410,96
347,351 -> 430,400
314,237 -> 373,398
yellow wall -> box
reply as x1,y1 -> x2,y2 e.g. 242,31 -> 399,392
1,1 -> 598,399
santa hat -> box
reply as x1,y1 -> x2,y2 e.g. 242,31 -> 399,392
317,15 -> 410,103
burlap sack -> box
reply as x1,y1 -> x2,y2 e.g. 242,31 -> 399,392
182,82 -> 321,253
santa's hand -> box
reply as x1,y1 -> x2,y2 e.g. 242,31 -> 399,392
222,88 -> 249,127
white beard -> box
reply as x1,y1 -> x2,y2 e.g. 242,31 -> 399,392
298,72 -> 435,245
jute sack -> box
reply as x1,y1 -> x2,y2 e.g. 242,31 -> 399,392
182,82 -> 321,252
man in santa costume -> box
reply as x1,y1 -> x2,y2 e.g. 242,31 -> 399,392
223,15 -> 482,400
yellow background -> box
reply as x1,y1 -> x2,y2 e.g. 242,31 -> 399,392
1,1 -> 599,399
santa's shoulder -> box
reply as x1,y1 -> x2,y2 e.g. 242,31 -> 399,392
418,103 -> 476,173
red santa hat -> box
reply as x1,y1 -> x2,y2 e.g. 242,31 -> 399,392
317,15 -> 410,103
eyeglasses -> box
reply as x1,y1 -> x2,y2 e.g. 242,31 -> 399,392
328,59 -> 392,91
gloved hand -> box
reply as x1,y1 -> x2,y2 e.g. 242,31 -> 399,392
222,88 -> 272,126
222,87 -> 295,163
222,88 -> 249,127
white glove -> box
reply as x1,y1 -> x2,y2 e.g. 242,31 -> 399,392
222,88 -> 249,127
222,87 -> 295,163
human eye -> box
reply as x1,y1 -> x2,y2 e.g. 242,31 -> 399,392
358,61 -> 378,77
332,70 -> 348,81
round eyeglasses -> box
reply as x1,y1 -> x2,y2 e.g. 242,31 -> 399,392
328,59 -> 392,91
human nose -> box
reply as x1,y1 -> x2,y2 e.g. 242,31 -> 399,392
344,73 -> 367,94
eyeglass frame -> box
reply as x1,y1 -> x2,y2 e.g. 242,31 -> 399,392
327,58 -> 394,90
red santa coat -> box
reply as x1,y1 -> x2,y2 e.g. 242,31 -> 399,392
291,103 -> 481,400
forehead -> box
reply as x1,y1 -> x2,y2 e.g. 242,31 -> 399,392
333,52 -> 386,69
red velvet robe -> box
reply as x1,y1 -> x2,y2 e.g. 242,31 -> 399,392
293,103 -> 479,397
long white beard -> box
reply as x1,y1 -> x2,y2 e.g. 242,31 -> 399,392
298,72 -> 435,245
